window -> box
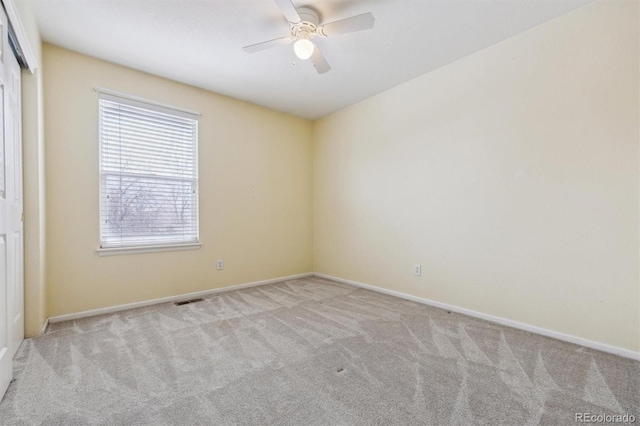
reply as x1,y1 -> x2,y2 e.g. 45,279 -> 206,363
98,92 -> 199,252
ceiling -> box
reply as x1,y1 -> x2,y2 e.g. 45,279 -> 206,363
33,0 -> 594,120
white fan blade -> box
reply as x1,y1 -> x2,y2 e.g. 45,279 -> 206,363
318,12 -> 375,37
273,0 -> 301,24
243,37 -> 292,53
310,43 -> 330,74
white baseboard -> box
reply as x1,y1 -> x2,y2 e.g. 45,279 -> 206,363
47,273 -> 314,324
314,273 -> 640,361
40,318 -> 50,335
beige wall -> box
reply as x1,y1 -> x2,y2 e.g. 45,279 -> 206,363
43,44 -> 313,316
15,0 -> 47,337
313,0 -> 639,351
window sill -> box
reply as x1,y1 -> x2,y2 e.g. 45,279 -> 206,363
97,242 -> 201,256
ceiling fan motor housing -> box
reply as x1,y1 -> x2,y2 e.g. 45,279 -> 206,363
291,7 -> 324,39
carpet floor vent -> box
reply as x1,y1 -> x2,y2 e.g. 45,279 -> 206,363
174,298 -> 205,306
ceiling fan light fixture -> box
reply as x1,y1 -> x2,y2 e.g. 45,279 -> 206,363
294,38 -> 314,60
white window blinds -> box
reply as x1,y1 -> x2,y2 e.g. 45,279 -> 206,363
99,92 -> 199,249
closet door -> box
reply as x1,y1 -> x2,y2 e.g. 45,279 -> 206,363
6,31 -> 22,359
0,3 -> 23,401
0,5 -> 12,401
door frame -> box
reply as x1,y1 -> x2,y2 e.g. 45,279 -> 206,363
1,0 -> 37,73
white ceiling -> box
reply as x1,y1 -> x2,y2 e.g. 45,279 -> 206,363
33,0 -> 594,119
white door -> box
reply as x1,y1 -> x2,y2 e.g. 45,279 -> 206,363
0,4 -> 23,401
6,30 -> 22,359
0,5 -> 12,400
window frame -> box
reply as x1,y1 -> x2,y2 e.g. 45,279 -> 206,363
95,89 -> 201,256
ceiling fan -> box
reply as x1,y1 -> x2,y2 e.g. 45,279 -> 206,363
243,0 -> 375,74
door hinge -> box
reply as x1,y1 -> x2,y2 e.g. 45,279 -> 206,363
21,213 -> 24,222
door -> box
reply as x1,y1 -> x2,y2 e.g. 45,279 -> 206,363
6,30 -> 22,358
0,5 -> 12,400
0,4 -> 23,401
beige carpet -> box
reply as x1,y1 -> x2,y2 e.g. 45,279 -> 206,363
0,276 -> 638,425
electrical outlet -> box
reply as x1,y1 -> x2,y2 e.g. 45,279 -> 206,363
216,259 -> 224,270
413,264 -> 421,276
